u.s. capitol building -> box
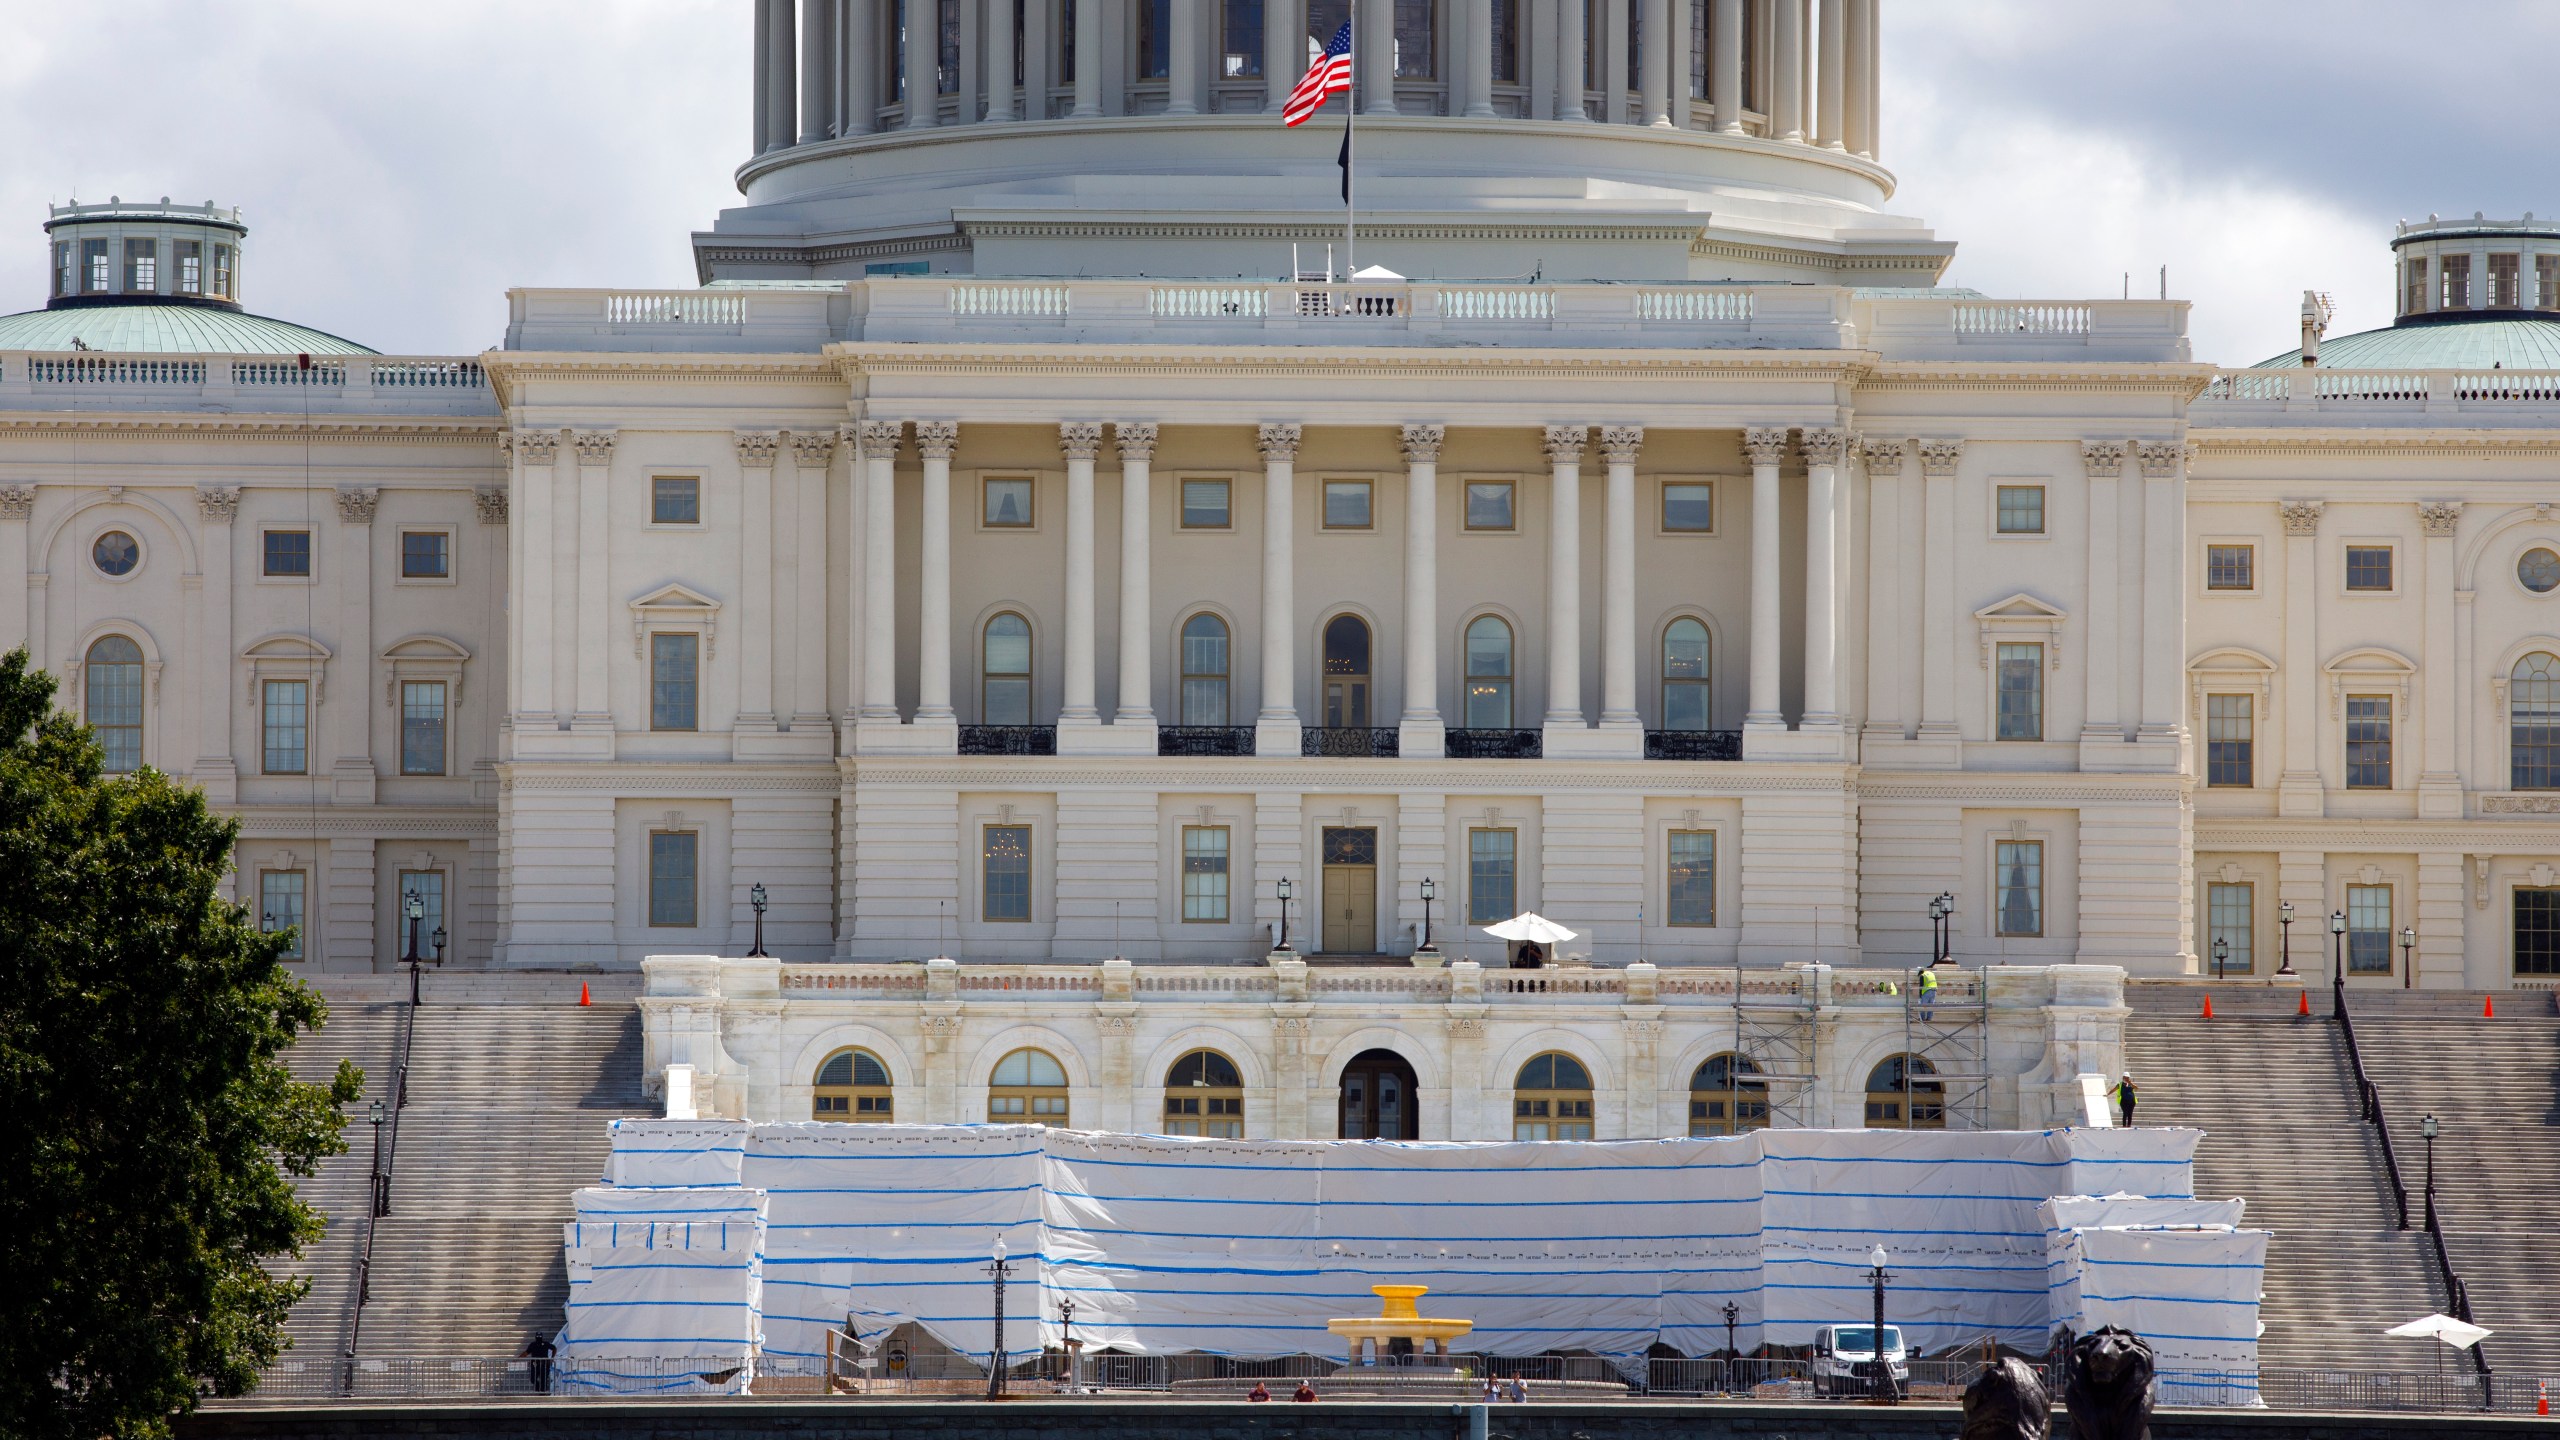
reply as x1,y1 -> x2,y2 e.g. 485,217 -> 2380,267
7,1 -> 2560,1136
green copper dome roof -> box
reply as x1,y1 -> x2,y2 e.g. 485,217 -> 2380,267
2255,315 -> 2560,370
0,304 -> 373,355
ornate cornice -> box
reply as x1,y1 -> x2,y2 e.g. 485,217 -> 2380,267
1917,439 -> 1964,476
732,430 -> 782,467
334,487 -> 379,525
2080,441 -> 2128,479
2278,500 -> 2325,536
1598,425 -> 1644,466
1541,425 -> 1588,465
789,429 -> 838,468
1798,426 -> 1849,466
2417,501 -> 2465,538
914,421 -> 961,461
474,486 -> 509,525
572,429 -> 617,465
1741,426 -> 1791,467
1056,421 -> 1103,462
1113,422 -> 1158,462
1399,423 -> 1445,464
0,414 -> 500,444
1255,422 -> 1302,462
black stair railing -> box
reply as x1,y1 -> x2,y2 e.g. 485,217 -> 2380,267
343,997 -> 417,1394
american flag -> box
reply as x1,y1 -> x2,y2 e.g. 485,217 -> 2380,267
1283,22 -> 1354,128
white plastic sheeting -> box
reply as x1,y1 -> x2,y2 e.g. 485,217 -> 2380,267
570,1119 -> 2247,1377
2041,1195 -> 2269,1385
559,1210 -> 763,1394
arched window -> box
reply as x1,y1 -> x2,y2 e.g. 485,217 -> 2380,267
814,1048 -> 894,1122
1163,1049 -> 1244,1137
1864,1054 -> 1944,1129
983,613 -> 1032,725
1180,614 -> 1230,726
989,1047 -> 1071,1127
1323,615 -> 1372,727
1464,616 -> 1514,729
1513,1051 -> 1594,1140
2515,653 -> 2560,790
1662,618 -> 1711,730
1688,1052 -> 1769,1136
85,635 -> 144,773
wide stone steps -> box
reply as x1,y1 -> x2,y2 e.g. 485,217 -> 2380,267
265,1002 -> 405,1373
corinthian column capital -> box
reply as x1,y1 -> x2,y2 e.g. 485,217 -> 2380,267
1741,427 -> 1791,467
1399,424 -> 1446,463
1057,421 -> 1103,461
1541,425 -> 1588,464
1113,422 -> 1158,462
1798,426 -> 1849,466
1256,423 -> 1302,461
1599,425 -> 1644,465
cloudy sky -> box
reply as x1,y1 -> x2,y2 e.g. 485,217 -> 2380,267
4,1 -> 2553,364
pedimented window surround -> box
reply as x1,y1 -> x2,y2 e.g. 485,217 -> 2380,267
629,582 -> 722,659
2323,647 -> 2415,720
380,633 -> 471,707
240,633 -> 332,710
1973,593 -> 2067,670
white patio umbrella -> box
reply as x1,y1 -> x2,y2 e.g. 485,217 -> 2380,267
2385,1314 -> 2492,1350
1480,912 -> 1578,946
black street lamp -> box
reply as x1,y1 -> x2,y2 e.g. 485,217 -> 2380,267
1928,893 -> 1954,966
1274,878 -> 1294,953
986,1233 -> 1015,1399
1868,1245 -> 1895,1404
2211,936 -> 2229,981
431,926 -> 447,970
1721,1300 -> 1741,1391
747,882 -> 770,958
2330,909 -> 2348,996
2400,926 -> 2416,990
1417,877 -> 1438,954
2277,901 -> 2296,977
2421,1113 -> 2439,1227
401,891 -> 427,1006
368,1099 -> 388,1218
1057,1294 -> 1077,1390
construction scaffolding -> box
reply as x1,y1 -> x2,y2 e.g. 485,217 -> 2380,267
1899,966 -> 1992,1131
1732,963 -> 1819,1130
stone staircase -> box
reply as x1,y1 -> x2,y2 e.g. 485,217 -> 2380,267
2121,983 -> 2448,1374
260,997 -> 405,1393
2347,996 -> 2560,1389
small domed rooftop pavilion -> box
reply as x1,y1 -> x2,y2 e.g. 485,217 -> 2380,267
2258,213 -> 2560,369
0,198 -> 372,355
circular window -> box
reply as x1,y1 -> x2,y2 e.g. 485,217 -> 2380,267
91,531 -> 139,577
2523,549 -> 2560,594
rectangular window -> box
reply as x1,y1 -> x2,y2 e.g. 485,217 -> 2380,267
1995,484 -> 2045,534
2205,543 -> 2255,591
937,0 -> 961,92
983,476 -> 1033,527
1661,481 -> 1714,532
125,238 -> 157,293
2345,695 -> 2391,789
2442,253 -> 2471,309
1666,830 -> 1716,927
650,633 -> 699,731
2515,888 -> 2560,976
2404,257 -> 2429,314
1138,0 -> 1171,77
2347,883 -> 2393,975
84,239 -> 110,292
400,530 -> 449,579
397,870 -> 447,956
647,831 -> 698,927
2345,545 -> 2394,592
1222,0 -> 1263,76
54,241 -> 73,297
1322,479 -> 1372,529
983,824 -> 1032,922
1994,839 -> 2043,937
1465,481 -> 1515,531
213,244 -> 235,297
260,871 -> 307,959
1180,478 -> 1230,529
652,476 -> 701,524
2205,694 -> 2253,787
1492,0 -> 1519,82
1181,825 -> 1230,922
400,681 -> 447,776
263,530 -> 312,578
2207,881 -> 2254,974
2490,252 -> 2521,309
1393,0 -> 1434,77
2540,255 -> 2560,311
1995,642 -> 2043,741
176,240 -> 202,295
1468,828 -> 1518,924
262,680 -> 308,774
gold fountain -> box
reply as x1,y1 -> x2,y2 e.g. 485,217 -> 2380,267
1326,1285 -> 1474,1364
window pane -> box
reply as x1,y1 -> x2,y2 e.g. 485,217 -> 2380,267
1995,485 -> 2044,534
1465,618 -> 1512,728
2346,545 -> 2393,591
1995,840 -> 2042,937
2205,694 -> 2252,787
264,530 -> 311,578
263,680 -> 307,774
85,636 -> 144,774
2206,544 -> 2255,590
1182,826 -> 1230,922
1667,830 -> 1715,926
400,681 -> 447,775
1393,0 -> 1434,76
1995,643 -> 2042,740
1662,482 -> 1713,532
1181,478 -> 1230,528
1465,482 -> 1514,530
984,825 -> 1032,921
2514,654 -> 2560,790
2207,882 -> 2253,973
1323,480 -> 1372,529
651,633 -> 699,731
984,477 -> 1034,527
398,870 -> 447,952
260,871 -> 307,959
648,832 -> 698,927
653,476 -> 701,524
400,530 -> 449,579
1222,0 -> 1264,75
2347,884 -> 2393,974
2516,889 -> 2560,976
1468,829 -> 1516,923
2345,695 -> 2391,789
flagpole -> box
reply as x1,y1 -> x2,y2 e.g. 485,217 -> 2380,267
1345,0 -> 1357,283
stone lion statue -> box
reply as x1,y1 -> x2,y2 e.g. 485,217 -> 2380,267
1960,1355 -> 2051,1440
2062,1326 -> 2155,1440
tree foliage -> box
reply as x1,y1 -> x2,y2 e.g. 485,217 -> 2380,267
0,649 -> 359,1439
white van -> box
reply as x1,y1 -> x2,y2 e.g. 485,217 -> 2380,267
1809,1324 -> 1909,1398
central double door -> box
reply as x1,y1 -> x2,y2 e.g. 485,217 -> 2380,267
1320,826 -> 1377,954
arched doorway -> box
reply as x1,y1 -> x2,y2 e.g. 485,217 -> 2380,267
1323,614 -> 1371,727
1338,1048 -> 1420,1140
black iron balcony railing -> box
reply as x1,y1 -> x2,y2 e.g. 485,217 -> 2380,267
1158,726 -> 1256,757
957,725 -> 1057,756
1301,727 -> 1400,758
1644,728 -> 1744,760
1443,728 -> 1542,759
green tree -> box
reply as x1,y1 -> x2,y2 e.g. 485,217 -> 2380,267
0,648 -> 359,1439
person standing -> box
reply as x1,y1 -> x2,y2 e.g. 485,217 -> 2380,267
520,1333 -> 557,1395
1917,965 -> 1939,1022
2114,1073 -> 2138,1128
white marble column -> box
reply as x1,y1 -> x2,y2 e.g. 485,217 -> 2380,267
1814,0 -> 1844,148
844,0 -> 879,135
1799,426 -> 1845,730
2277,500 -> 2323,816
1556,0 -> 1587,119
1364,0 -> 1397,113
1165,0 -> 1200,113
735,432 -> 781,730
1542,426 -> 1588,735
1465,0 -> 1496,117
517,432 -> 559,724
1599,426 -> 1642,732
858,420 -> 902,722
906,0 -> 939,126
1254,423 -> 1303,755
1023,0 -> 1051,119
2419,502 -> 2464,817
574,430 -> 617,735
1265,0 -> 1300,112
801,0 -> 837,141
1711,0 -> 1743,131
2079,443 -> 2125,753
2137,441 -> 2188,743
193,485 -> 238,799
984,0 -> 1017,119
1772,0 -> 1803,139
1917,439 -> 1961,744
1072,0 -> 1102,115
1114,423 -> 1158,727
1842,0 -> 1873,157
1860,0 -> 1879,160
1743,426 -> 1787,729
755,0 -> 776,153
1399,424 -> 1445,755
762,0 -> 797,151
1856,438 -> 1904,743
914,421 -> 958,725
331,487 -> 379,801
1058,421 -> 1103,728
790,430 -> 836,727
1640,0 -> 1671,125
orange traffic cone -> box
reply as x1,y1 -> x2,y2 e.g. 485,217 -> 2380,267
580,982 -> 591,1007
2201,995 -> 2214,1019
2539,1379 -> 2548,1416
2485,995 -> 2495,1019
2297,990 -> 2311,1017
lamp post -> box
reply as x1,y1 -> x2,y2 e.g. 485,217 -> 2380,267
1927,894 -> 1948,968
747,882 -> 770,958
2400,926 -> 2416,990
1417,877 -> 1437,954
1058,1294 -> 1077,1391
368,1099 -> 388,1218
401,891 -> 426,1006
1721,1299 -> 1741,1392
986,1233 -> 1015,1398
2277,900 -> 2296,977
1868,1244 -> 1894,1404
2330,908 -> 2348,997
1274,877 -> 1294,953
431,926 -> 447,970
2211,936 -> 2229,981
